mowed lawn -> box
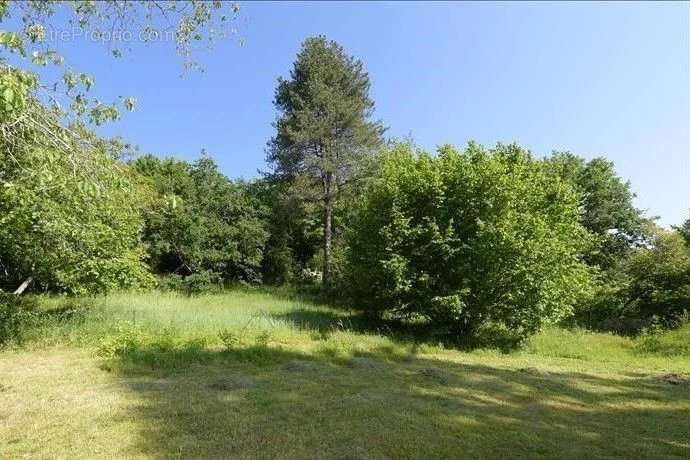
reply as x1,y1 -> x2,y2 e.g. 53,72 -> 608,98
1,291 -> 689,459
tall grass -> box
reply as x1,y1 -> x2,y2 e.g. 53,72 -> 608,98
11,289 -> 690,373
635,322 -> 690,356
24,290 -> 410,360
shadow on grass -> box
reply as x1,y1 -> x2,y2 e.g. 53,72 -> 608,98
102,342 -> 690,459
272,308 -> 353,332
272,308 -> 442,344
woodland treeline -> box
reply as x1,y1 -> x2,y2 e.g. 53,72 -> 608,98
1,2 -> 689,345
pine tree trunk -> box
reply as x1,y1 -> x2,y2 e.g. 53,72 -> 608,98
323,172 -> 334,287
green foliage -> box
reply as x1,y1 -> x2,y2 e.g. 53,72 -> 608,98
132,154 -> 269,284
544,152 -> 644,270
97,322 -> 147,359
97,322 -> 213,369
0,1 -> 240,124
267,35 -> 384,284
0,2 -> 243,296
0,6 -> 684,346
254,329 -> 272,347
156,274 -> 185,292
0,69 -> 38,117
347,142 -> 595,343
257,172 -> 368,288
255,180 -> 322,285
180,270 -> 222,296
676,215 -> 690,247
268,35 -> 384,181
0,293 -> 37,346
622,229 -> 690,324
0,101 -> 153,294
577,227 -> 690,330
570,274 -> 637,332
543,152 -> 666,332
635,317 -> 690,356
218,328 -> 240,350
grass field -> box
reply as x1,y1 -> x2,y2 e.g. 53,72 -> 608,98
2,290 -> 689,459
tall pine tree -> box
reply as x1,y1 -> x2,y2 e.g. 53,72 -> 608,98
267,36 -> 384,285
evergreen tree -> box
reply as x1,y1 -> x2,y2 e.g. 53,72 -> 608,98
266,36 -> 384,286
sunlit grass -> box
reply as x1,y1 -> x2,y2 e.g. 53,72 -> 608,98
2,289 -> 689,458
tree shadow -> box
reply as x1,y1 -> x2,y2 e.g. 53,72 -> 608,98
102,343 -> 690,459
272,308 -> 441,345
273,308 -> 352,332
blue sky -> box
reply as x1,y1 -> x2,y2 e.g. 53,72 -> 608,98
43,2 -> 690,226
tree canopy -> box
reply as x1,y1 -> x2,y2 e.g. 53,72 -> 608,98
0,0 -> 242,294
544,152 -> 644,270
0,100 -> 151,294
1,20 -> 686,344
132,154 -> 268,284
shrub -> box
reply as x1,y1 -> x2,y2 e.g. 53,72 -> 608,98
576,228 -> 690,332
156,274 -> 184,292
254,330 -> 272,347
635,317 -> 690,356
218,328 -> 240,350
98,324 -> 211,369
347,143 -> 594,344
180,270 -> 222,296
97,323 -> 147,358
182,337 -> 207,354
0,293 -> 38,346
132,155 -> 269,284
297,267 -> 322,285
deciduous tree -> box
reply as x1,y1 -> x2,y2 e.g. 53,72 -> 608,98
132,154 -> 268,283
0,101 -> 152,294
544,152 -> 644,270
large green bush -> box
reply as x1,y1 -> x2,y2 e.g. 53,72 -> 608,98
347,143 -> 594,343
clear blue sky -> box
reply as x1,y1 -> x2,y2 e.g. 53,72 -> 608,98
51,2 -> 689,226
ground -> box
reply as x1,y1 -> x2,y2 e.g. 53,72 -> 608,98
1,290 -> 689,459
